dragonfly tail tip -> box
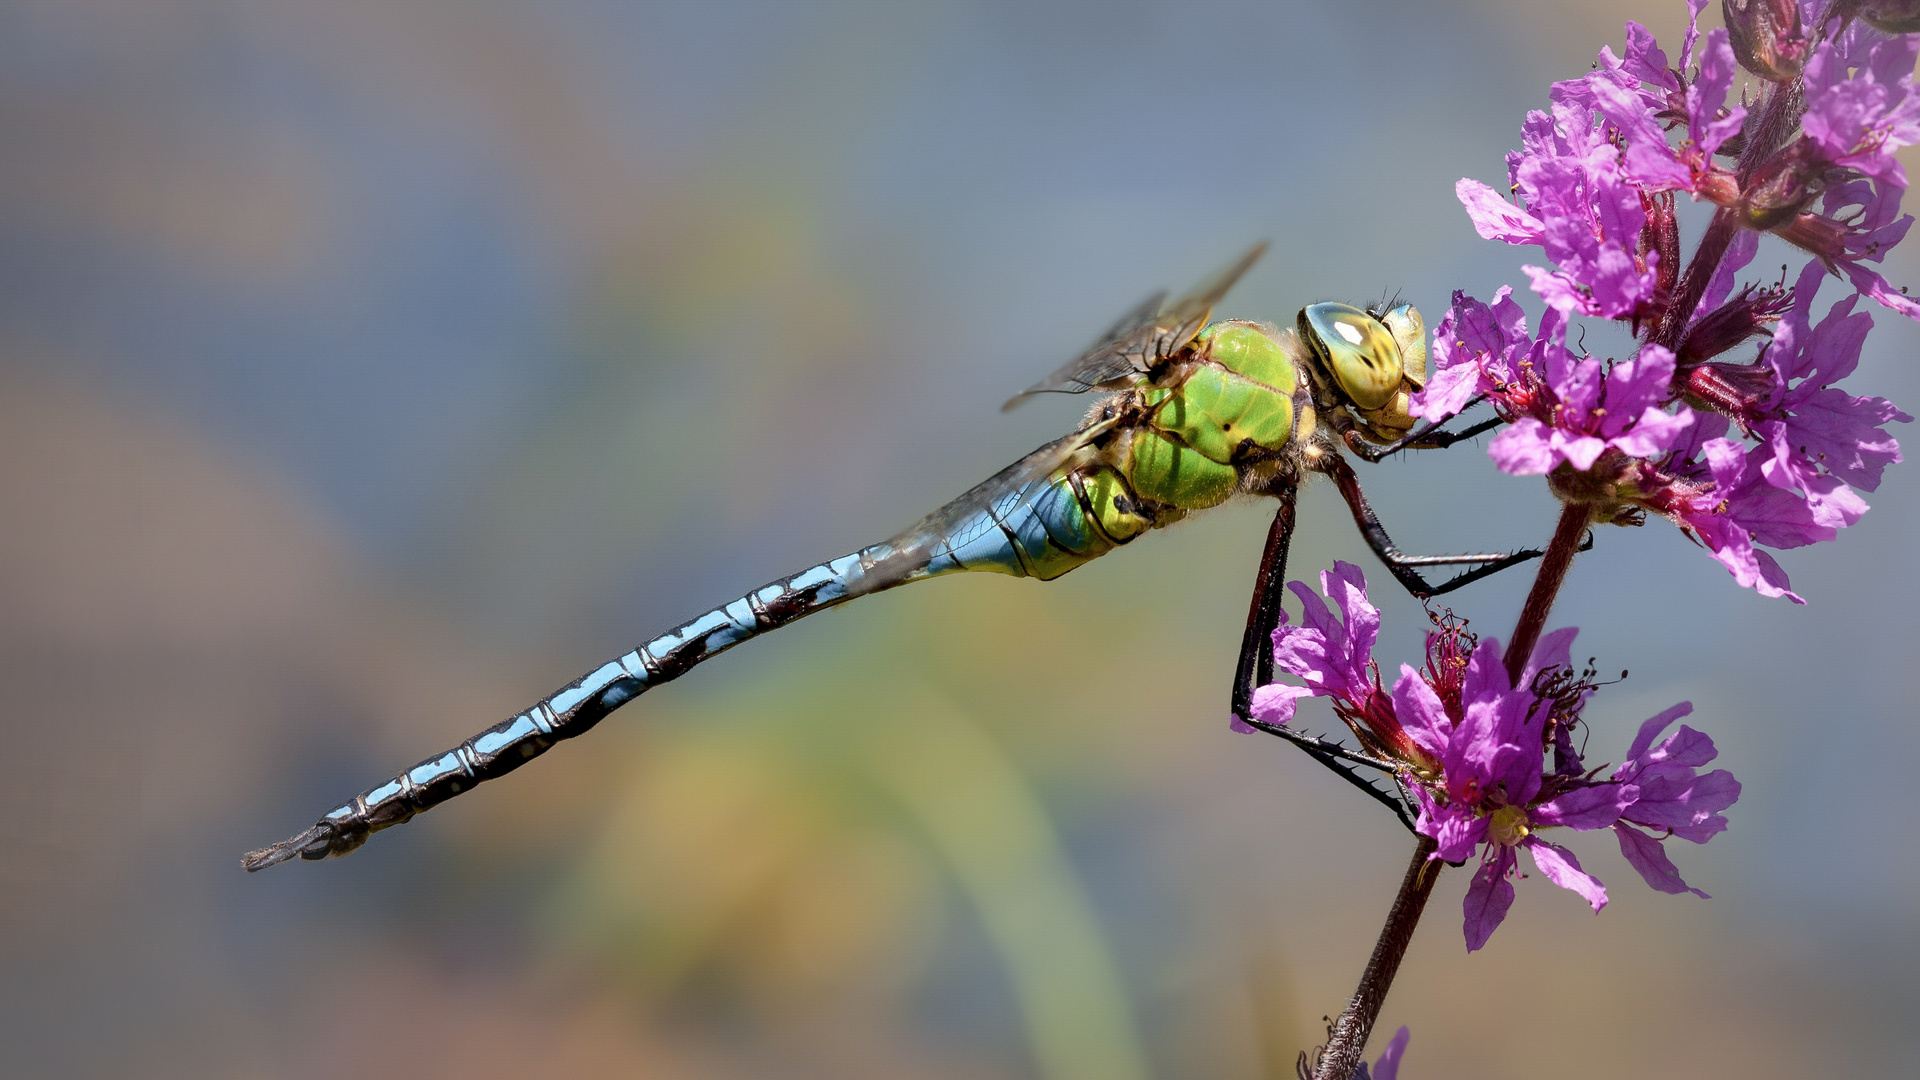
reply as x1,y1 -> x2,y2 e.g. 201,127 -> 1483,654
240,823 -> 331,872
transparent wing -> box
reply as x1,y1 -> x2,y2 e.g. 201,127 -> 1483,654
1001,241 -> 1268,411
1004,289 -> 1168,404
849,415 -> 1123,596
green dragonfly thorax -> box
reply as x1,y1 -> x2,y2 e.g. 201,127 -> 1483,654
1117,303 -> 1429,513
996,305 -> 1429,583
1126,320 -> 1299,512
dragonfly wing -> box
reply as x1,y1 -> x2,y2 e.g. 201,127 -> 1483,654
1154,239 -> 1269,351
849,416 -> 1122,596
1001,241 -> 1268,411
1001,290 -> 1168,407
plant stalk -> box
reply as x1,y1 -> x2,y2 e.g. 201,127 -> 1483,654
1309,835 -> 1441,1080
1503,502 -> 1590,685
1654,206 -> 1741,352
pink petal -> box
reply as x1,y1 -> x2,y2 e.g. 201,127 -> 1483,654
1610,405 -> 1695,458
1324,561 -> 1380,678
1463,848 -> 1517,952
1622,701 -> 1694,766
1489,419 -> 1560,474
1456,178 -> 1543,244
1371,1027 -> 1411,1080
1526,838 -> 1608,912
1613,822 -> 1710,897
1551,430 -> 1610,472
1643,724 -> 1719,769
1420,803 -> 1488,865
1411,360 -> 1483,422
1392,664 -> 1453,759
1522,264 -> 1598,316
1533,782 -> 1632,830
1687,29 -> 1746,156
1520,626 -> 1580,687
1696,228 -> 1760,318
1248,682 -> 1315,727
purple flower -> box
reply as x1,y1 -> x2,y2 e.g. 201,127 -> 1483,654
1409,286 -> 1534,424
1416,269 -> 1903,600
1654,259 -> 1910,599
1488,340 -> 1697,475
1570,12 -> 1746,197
1749,25 -> 1920,322
1265,561 -> 1379,710
1784,177 -> 1920,322
1416,288 -> 1698,475
1530,5 -> 1920,325
1609,703 -> 1742,896
1801,31 -> 1920,187
1250,567 -> 1738,951
1242,562 -> 1424,763
1432,3 -> 1914,601
1667,438 -> 1819,601
1753,260 -> 1909,504
1395,629 -> 1626,951
1456,99 -> 1659,319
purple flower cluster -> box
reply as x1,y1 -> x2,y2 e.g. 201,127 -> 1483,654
1416,0 -> 1915,601
1251,564 -> 1739,952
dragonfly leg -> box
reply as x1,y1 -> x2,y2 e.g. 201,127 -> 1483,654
1230,486 -> 1416,831
1320,455 -> 1546,600
1335,398 -> 1504,463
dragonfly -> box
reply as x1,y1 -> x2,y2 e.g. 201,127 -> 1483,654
244,243 -> 1529,871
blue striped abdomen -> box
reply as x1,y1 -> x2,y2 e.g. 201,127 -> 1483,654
923,468 -> 1151,580
243,456 -> 1171,870
244,550 -> 881,867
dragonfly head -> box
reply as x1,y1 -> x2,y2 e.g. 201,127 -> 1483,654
1299,302 -> 1428,443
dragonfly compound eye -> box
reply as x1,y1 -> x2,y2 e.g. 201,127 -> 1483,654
1378,303 -> 1427,389
1300,302 -> 1402,410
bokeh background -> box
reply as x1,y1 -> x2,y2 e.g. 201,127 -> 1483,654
4,1 -> 1916,1077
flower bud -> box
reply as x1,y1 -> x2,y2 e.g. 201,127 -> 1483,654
1838,0 -> 1920,34
1676,284 -> 1792,364
1680,361 -> 1781,428
1774,210 -> 1847,260
1724,0 -> 1808,81
1639,192 -> 1680,332
1739,140 -> 1828,230
1643,192 -> 1679,291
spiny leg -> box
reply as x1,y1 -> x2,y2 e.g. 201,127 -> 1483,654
1230,403 -> 1542,828
1333,398 -> 1504,463
1319,455 -> 1543,600
1230,486 -> 1414,831
1229,483 -> 1296,719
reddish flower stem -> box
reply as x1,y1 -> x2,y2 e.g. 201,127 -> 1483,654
1504,501 -> 1591,685
1656,77 -> 1807,353
1737,76 -> 1807,186
1309,835 -> 1440,1080
1653,206 -> 1741,352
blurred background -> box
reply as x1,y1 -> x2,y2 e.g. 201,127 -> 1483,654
3,1 -> 1916,1077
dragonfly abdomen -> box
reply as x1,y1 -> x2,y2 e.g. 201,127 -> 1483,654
918,463 -> 1175,582
242,548 -> 885,869
245,460 -> 1155,870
